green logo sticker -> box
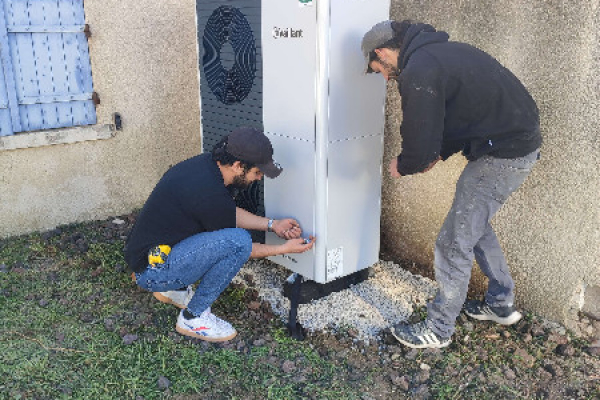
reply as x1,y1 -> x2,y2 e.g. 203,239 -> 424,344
299,0 -> 314,7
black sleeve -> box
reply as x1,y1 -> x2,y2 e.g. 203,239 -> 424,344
396,56 -> 446,175
440,141 -> 463,160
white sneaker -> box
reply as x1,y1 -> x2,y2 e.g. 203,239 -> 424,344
153,286 -> 194,309
175,308 -> 237,342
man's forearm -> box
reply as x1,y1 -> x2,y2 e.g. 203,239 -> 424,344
250,236 -> 314,259
236,207 -> 269,231
250,243 -> 283,259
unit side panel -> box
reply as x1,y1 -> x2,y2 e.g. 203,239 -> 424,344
328,0 -> 389,142
265,136 -> 317,279
196,0 -> 263,152
262,0 -> 317,142
326,135 -> 384,281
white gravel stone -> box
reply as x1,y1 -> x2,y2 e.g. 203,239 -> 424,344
233,259 -> 438,341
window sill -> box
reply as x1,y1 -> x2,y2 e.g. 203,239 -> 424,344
0,124 -> 115,152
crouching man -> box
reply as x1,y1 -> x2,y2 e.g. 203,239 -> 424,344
125,127 -> 314,342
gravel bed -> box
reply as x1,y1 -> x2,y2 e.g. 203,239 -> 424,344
233,259 -> 438,342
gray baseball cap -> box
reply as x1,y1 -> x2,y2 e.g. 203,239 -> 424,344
361,20 -> 394,73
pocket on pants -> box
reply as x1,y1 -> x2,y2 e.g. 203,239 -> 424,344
136,265 -> 185,292
487,157 -> 535,203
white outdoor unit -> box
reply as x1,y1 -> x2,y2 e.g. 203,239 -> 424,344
196,0 -> 389,284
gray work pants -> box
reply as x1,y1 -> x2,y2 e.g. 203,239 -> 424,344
426,149 -> 540,338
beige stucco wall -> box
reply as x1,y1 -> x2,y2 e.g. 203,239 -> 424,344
381,0 -> 600,330
0,0 -> 201,238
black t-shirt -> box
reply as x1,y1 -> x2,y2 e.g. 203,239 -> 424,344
125,153 -> 236,273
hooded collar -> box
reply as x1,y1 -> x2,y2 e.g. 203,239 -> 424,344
397,23 -> 450,70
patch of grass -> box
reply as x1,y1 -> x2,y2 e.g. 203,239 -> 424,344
431,381 -> 458,400
273,326 -> 296,345
213,285 -> 247,315
0,234 -> 42,266
266,385 -> 296,399
414,305 -> 428,319
0,221 -> 366,400
87,241 -> 126,269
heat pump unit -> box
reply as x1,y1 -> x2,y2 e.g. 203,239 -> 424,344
196,0 -> 389,284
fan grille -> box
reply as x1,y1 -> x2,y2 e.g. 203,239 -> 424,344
202,6 -> 257,105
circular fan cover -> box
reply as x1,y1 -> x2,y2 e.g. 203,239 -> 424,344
202,6 -> 257,105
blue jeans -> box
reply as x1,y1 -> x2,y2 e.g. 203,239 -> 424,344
135,228 -> 252,316
426,149 -> 540,338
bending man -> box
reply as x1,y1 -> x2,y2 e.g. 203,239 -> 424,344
362,20 -> 541,349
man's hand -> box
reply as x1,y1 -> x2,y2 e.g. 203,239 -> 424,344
422,156 -> 441,173
281,236 -> 315,254
272,218 -> 302,240
389,156 -> 441,177
389,158 -> 402,178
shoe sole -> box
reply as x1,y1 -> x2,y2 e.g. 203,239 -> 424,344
391,332 -> 451,349
465,310 -> 522,325
175,324 -> 237,342
153,292 -> 186,309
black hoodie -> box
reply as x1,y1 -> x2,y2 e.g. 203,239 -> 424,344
394,23 -> 542,176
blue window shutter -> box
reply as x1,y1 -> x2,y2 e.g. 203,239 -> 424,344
0,0 -> 96,135
0,0 -> 18,135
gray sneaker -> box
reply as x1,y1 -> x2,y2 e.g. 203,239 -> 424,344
391,321 -> 451,349
464,300 -> 522,325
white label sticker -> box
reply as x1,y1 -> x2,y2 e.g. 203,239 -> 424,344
327,246 -> 343,281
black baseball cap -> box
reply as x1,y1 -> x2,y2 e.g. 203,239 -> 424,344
225,127 -> 283,178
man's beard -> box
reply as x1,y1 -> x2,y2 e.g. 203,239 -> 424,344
375,56 -> 399,80
382,61 -> 399,80
229,173 -> 252,190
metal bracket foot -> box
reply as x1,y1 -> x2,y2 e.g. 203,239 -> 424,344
286,273 -> 306,340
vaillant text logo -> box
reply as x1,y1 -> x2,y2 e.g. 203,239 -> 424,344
272,27 -> 303,39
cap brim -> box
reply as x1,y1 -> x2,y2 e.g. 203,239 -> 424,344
258,161 -> 283,179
